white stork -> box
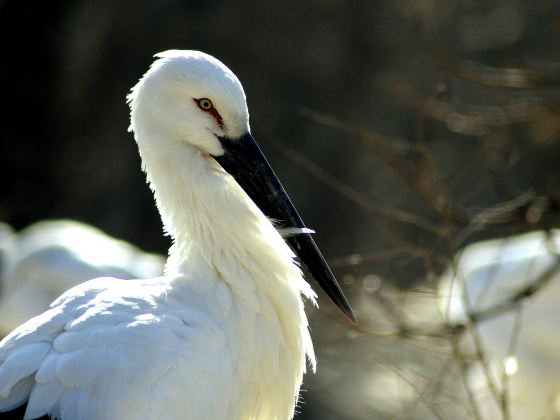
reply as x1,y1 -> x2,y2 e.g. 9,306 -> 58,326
0,50 -> 355,419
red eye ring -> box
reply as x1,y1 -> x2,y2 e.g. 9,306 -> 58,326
193,97 -> 224,130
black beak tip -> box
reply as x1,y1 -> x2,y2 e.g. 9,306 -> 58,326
345,308 -> 358,325
323,280 -> 357,325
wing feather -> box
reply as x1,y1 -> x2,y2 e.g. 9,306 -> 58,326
0,276 -> 238,419
0,342 -> 51,398
25,381 -> 64,419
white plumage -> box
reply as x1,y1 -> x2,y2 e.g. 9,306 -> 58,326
0,50 -> 354,419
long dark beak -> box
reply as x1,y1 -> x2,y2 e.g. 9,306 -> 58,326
215,132 -> 357,324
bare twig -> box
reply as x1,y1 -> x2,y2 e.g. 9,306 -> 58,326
255,118 -> 448,235
468,258 -> 560,324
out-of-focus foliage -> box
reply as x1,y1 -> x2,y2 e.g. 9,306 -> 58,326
1,0 -> 560,418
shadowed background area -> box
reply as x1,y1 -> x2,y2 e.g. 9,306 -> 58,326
2,1 -> 560,419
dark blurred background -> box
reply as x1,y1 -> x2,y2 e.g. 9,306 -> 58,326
2,1 -> 560,418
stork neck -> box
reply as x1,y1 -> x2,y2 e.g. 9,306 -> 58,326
140,141 -> 299,291
139,139 -> 317,418
141,142 -> 224,255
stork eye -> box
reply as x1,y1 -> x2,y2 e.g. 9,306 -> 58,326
196,98 -> 214,111
194,97 -> 224,130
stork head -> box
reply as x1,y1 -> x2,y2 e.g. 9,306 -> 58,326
128,50 -> 249,156
129,50 -> 356,324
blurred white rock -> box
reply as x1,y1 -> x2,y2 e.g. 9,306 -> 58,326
0,220 -> 165,336
307,230 -> 560,419
439,230 -> 560,420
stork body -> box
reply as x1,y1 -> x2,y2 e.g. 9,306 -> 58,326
0,51 -> 354,419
